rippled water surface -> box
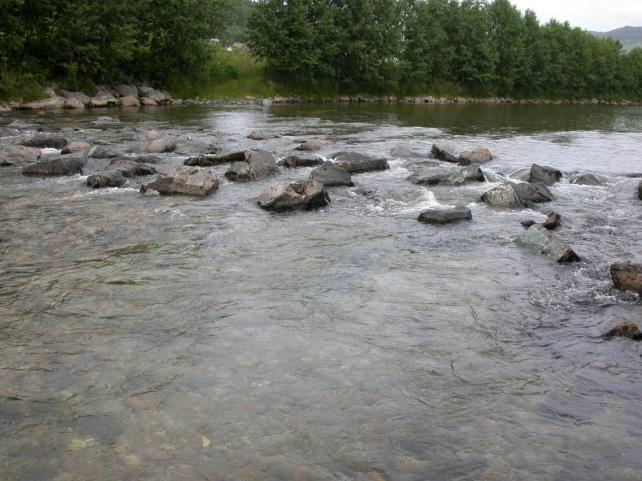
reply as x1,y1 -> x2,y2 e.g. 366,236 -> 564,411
1,104 -> 641,481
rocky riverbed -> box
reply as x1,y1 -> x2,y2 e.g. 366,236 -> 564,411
1,103 -> 641,481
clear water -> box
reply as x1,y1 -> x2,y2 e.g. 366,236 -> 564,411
1,104 -> 641,481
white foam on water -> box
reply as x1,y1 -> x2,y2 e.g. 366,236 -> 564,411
66,187 -> 137,199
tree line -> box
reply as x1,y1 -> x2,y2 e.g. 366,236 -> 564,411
0,0 -> 228,92
248,0 -> 642,98
1,0 -> 641,100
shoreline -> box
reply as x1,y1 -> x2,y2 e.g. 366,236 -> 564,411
2,91 -> 641,113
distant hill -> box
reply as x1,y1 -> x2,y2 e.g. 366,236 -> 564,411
591,26 -> 642,51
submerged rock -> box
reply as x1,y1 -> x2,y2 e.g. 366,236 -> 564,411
225,150 -> 278,182
247,131 -> 264,140
258,179 -> 329,212
529,164 -> 562,186
19,134 -> 68,149
569,173 -> 608,186
108,159 -> 157,177
90,146 -> 120,159
310,162 -> 354,186
603,322 -> 642,341
146,138 -> 176,153
295,139 -> 331,151
0,145 -> 41,166
22,151 -> 87,176
610,263 -> 642,294
61,142 -> 91,154
521,219 -> 536,229
280,155 -> 323,168
185,151 -> 247,166
418,206 -> 472,224
431,144 -> 458,163
458,148 -> 493,165
408,166 -> 484,185
481,182 -> 553,208
87,171 -> 126,188
141,166 -> 219,196
332,152 -> 390,173
517,224 -> 580,262
638,180 -> 642,200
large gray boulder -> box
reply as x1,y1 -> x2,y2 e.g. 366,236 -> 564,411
119,96 -> 141,107
408,166 -> 484,186
310,162 -> 354,187
87,171 -> 126,188
89,92 -> 119,108
185,151 -> 247,166
611,263 -> 642,295
62,91 -> 91,106
0,145 -> 41,166
258,179 -> 330,212
481,182 -> 553,208
332,152 -> 389,173
115,85 -> 139,98
418,206 -> 472,224
225,150 -> 278,182
279,155 -> 323,168
431,144 -> 458,163
21,96 -> 65,110
19,134 -> 68,149
529,164 -> 562,186
22,151 -> 87,176
141,167 -> 219,196
458,148 -> 493,165
517,224 -> 580,262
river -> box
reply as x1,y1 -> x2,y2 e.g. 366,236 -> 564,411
1,104 -> 641,481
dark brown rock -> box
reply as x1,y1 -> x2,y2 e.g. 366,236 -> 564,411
185,151 -> 248,166
280,155 -> 323,168
87,171 -> 126,188
418,206 -> 472,224
610,263 -> 642,294
458,148 -> 493,165
604,322 -> 642,340
543,212 -> 561,230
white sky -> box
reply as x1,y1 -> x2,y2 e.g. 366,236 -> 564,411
510,0 -> 642,31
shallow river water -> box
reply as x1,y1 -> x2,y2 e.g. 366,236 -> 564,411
1,104 -> 641,481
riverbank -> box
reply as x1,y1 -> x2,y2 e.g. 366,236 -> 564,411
2,88 -> 641,113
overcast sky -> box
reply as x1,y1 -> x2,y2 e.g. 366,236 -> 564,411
510,0 -> 642,31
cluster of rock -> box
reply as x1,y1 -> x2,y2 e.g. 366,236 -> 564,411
3,123 -> 640,340
263,96 -> 640,106
15,85 -> 173,111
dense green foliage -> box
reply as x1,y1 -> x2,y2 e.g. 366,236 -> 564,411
1,0 -> 641,101
0,0 -> 228,96
248,0 -> 642,98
